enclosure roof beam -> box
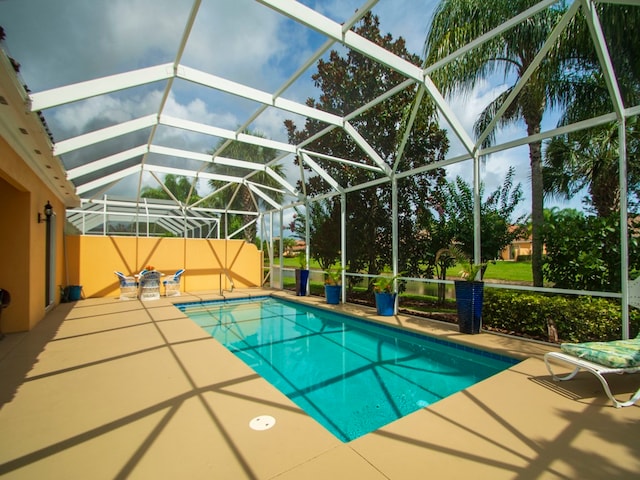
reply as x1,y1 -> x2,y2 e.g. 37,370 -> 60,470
259,0 -> 420,79
343,121 -> 391,176
159,115 -> 296,153
247,183 -> 281,209
54,115 -> 157,155
581,0 -> 625,117
76,165 -> 141,195
149,171 -> 182,206
67,145 -> 147,180
142,164 -> 243,184
265,166 -> 297,196
301,152 -> 343,194
213,157 -> 266,171
299,149 -> 383,173
149,145 -> 212,163
176,65 -> 343,126
30,63 -> 174,111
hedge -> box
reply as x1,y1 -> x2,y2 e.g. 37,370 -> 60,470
483,289 -> 640,343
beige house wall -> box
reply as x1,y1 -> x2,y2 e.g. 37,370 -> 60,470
500,240 -> 533,261
0,137 -> 68,333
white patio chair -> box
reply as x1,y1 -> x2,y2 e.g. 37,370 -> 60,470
114,271 -> 137,300
163,269 -> 185,297
139,270 -> 162,301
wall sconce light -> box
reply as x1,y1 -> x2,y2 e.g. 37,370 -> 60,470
38,201 -> 53,223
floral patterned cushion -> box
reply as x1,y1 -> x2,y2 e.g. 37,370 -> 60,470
561,338 -> 640,368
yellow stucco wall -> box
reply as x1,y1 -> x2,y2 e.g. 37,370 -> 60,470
65,236 -> 263,298
0,136 -> 67,332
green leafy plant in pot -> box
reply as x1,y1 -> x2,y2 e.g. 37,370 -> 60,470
295,251 -> 309,296
372,274 -> 401,316
436,245 -> 487,334
324,263 -> 343,304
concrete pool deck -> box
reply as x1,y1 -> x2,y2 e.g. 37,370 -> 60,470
0,288 -> 638,479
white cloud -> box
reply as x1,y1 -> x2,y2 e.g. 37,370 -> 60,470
50,92 -> 160,138
445,79 -> 511,145
163,94 -> 238,130
106,0 -> 188,57
250,107 -> 291,143
180,0 -> 287,87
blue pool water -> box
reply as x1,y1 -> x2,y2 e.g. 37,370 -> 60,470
177,296 -> 518,442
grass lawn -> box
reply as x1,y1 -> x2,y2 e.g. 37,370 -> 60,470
447,260 -> 533,283
273,257 -> 533,283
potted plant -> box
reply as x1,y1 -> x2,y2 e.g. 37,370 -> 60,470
372,274 -> 400,316
436,245 -> 487,334
294,252 -> 309,296
324,263 -> 343,304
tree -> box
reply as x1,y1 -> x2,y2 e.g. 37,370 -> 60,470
402,201 -> 454,281
544,117 -> 640,216
561,2 -> 640,102
542,2 -> 640,216
140,174 -> 201,235
427,167 -> 527,294
407,203 -> 457,303
290,200 -> 341,271
206,130 -> 285,243
141,174 -> 200,203
285,13 -> 448,279
542,208 -> 640,291
444,167 -> 527,262
424,0 -> 569,287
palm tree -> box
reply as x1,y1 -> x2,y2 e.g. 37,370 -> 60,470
141,174 -> 201,203
544,116 -> 640,217
424,0 -> 569,287
543,3 -> 640,217
207,131 -> 286,243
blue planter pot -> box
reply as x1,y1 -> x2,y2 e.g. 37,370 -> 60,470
375,292 -> 396,316
295,269 -> 309,296
64,285 -> 83,301
324,284 -> 341,304
454,281 -> 484,334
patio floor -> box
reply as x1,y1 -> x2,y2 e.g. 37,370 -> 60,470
0,289 -> 638,479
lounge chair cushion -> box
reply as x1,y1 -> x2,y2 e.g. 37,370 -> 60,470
561,338 -> 640,368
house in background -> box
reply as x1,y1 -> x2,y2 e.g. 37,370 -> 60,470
285,240 -> 306,257
500,226 -> 534,261
501,236 -> 534,261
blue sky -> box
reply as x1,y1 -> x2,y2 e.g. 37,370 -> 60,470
0,0 -> 582,221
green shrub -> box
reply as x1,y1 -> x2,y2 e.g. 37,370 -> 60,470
542,210 -> 640,292
483,289 -> 640,343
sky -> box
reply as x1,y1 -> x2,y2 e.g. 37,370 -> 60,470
0,0 -> 583,232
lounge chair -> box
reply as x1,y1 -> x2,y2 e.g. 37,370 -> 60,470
114,271 -> 137,300
544,337 -> 640,408
163,269 -> 185,297
544,276 -> 640,408
139,270 -> 162,301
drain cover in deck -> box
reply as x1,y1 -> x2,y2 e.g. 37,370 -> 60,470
249,415 -> 276,431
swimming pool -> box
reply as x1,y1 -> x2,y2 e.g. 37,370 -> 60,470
177,296 -> 518,442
